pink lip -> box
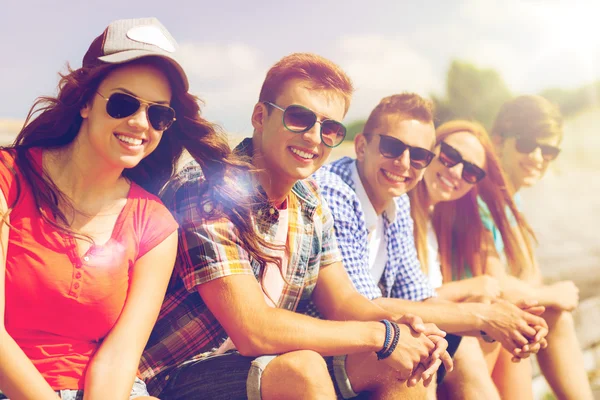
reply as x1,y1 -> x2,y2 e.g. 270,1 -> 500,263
381,169 -> 410,186
437,172 -> 457,190
288,146 -> 317,164
114,133 -> 145,152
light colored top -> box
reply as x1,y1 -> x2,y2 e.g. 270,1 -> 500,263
216,200 -> 290,354
426,223 -> 444,289
350,161 -> 396,284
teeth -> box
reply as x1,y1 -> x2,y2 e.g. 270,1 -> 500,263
439,175 -> 454,188
383,170 -> 407,182
290,147 -> 315,159
115,134 -> 143,146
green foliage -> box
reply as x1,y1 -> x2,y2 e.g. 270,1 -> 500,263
432,60 -> 512,129
540,81 -> 600,117
344,119 -> 366,142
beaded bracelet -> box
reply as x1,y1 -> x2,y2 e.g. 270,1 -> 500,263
377,321 -> 401,360
376,320 -> 393,360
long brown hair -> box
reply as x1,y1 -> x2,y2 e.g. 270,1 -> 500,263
3,58 -> 277,267
409,120 -> 537,280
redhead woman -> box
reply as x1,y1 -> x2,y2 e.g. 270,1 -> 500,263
409,120 -> 543,399
409,117 -> 592,399
0,17 -> 237,400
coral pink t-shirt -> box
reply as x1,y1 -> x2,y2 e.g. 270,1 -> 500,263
0,148 -> 178,390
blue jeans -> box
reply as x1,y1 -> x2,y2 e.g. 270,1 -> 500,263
0,377 -> 149,399
149,351 -> 357,400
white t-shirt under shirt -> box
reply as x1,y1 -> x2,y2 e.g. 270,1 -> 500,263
350,161 -> 397,284
216,199 -> 290,354
426,222 -> 444,289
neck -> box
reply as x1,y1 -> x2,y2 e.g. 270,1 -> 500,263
510,177 -> 522,194
356,161 -> 389,215
45,139 -> 125,205
255,168 -> 293,206
251,140 -> 293,206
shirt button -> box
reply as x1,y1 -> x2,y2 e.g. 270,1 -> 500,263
203,202 -> 213,213
83,256 -> 90,262
269,208 -> 275,215
75,272 -> 82,279
75,264 -> 82,269
74,282 -> 80,289
164,375 -> 170,381
257,210 -> 263,216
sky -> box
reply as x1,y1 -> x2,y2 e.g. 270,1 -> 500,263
1,0 -> 599,134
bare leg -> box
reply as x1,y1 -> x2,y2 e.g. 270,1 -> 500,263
479,340 -> 502,375
261,350 -> 336,400
345,351 -> 432,400
439,337 -> 500,400
491,348 -> 534,400
536,308 -> 594,400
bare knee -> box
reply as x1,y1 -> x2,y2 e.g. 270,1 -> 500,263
261,350 -> 335,400
544,308 -> 574,331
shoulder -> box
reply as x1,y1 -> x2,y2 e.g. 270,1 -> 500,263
159,160 -> 210,220
313,158 -> 358,204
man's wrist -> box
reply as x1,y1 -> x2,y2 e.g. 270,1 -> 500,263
367,320 -> 388,352
459,302 -> 487,330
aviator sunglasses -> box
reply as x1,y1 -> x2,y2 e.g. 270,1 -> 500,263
365,133 -> 435,169
96,92 -> 176,131
514,136 -> 561,161
438,142 -> 486,184
263,101 -> 346,148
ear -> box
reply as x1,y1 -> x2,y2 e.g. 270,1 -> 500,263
355,132 -> 368,162
80,102 -> 91,119
251,102 -> 267,137
491,135 -> 504,157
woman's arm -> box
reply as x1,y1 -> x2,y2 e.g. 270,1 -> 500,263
82,231 -> 178,400
0,193 -> 60,399
484,232 -> 578,310
435,275 -> 501,303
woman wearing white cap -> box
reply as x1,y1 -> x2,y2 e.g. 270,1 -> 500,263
0,17 -> 256,400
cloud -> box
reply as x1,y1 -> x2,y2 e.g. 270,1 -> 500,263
177,42 -> 267,135
335,34 -> 440,121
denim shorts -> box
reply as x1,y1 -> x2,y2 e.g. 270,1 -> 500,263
0,377 -> 149,399
150,350 -> 357,400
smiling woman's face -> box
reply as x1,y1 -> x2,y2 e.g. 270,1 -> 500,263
79,62 -> 173,170
424,131 -> 486,205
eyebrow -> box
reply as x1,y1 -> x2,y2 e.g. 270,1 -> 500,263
113,87 -> 171,105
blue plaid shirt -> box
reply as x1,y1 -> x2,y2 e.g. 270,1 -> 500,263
314,157 -> 435,301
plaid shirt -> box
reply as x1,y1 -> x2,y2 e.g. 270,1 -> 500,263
313,157 -> 435,302
140,139 -> 342,394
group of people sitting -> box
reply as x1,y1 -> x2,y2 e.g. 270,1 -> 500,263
0,17 -> 593,400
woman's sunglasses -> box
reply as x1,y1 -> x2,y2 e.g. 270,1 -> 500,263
438,142 -> 486,184
263,101 -> 346,148
96,92 -> 176,131
514,137 -> 561,161
365,133 -> 435,170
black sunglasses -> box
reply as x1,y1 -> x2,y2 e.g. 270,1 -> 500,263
514,137 -> 561,161
263,101 -> 346,148
438,142 -> 486,184
365,133 -> 435,169
96,92 -> 176,131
